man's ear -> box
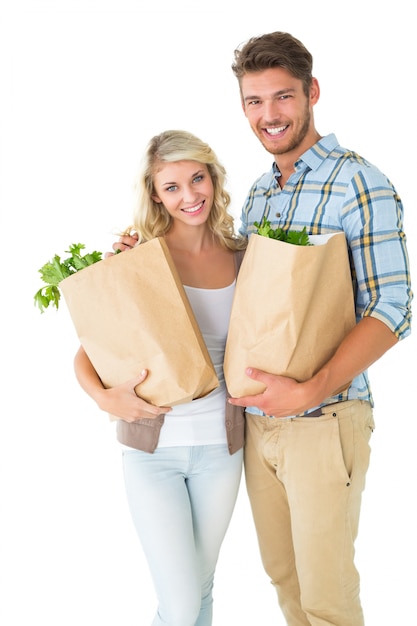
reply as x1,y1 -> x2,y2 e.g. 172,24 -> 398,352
310,77 -> 320,106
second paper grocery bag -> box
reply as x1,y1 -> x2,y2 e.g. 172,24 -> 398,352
224,232 -> 356,397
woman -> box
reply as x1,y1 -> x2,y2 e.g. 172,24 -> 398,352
74,130 -> 247,626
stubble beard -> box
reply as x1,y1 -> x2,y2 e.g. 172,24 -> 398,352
259,105 -> 312,157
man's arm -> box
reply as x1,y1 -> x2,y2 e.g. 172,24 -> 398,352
228,316 -> 398,417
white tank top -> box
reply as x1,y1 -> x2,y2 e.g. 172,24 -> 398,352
156,280 -> 235,448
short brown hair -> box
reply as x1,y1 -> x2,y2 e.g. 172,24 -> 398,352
231,31 -> 313,96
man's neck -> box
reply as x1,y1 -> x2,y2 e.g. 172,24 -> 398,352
275,132 -> 322,188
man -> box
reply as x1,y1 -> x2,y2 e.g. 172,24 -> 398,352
110,32 -> 412,626
225,32 -> 412,626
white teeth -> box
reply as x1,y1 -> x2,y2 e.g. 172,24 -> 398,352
266,125 -> 287,135
183,202 -> 203,213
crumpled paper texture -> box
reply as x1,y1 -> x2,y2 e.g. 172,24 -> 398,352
60,237 -> 219,408
224,232 -> 356,397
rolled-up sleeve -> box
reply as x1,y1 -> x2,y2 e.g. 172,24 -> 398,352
342,168 -> 412,340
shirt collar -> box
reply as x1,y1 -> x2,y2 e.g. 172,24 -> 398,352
272,133 -> 339,181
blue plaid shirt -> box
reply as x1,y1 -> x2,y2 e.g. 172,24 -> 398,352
238,134 -> 412,412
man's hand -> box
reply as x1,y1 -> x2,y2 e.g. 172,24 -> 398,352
105,231 -> 139,258
227,318 -> 399,417
227,367 -> 319,418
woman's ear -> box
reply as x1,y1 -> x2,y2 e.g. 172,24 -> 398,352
151,195 -> 162,203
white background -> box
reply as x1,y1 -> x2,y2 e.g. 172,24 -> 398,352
1,1 -> 416,624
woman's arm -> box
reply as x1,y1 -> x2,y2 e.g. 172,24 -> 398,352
74,345 -> 171,421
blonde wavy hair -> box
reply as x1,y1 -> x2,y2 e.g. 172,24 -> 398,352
129,130 -> 247,251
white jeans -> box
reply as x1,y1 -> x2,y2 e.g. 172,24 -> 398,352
122,444 -> 243,626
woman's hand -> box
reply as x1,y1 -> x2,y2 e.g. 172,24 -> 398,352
74,347 -> 172,422
94,370 -> 172,422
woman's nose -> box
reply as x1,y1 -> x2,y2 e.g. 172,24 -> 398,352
182,185 -> 198,202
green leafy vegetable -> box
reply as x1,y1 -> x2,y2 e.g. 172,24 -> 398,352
254,216 -> 311,246
34,243 -> 103,313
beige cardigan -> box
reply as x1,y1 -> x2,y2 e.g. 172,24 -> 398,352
116,249 -> 246,455
117,398 -> 245,455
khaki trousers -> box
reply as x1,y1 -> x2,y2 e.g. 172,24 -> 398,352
244,400 -> 374,626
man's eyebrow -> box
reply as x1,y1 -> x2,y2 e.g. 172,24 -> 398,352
243,88 -> 296,102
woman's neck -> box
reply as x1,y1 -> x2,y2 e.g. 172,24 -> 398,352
164,224 -> 217,254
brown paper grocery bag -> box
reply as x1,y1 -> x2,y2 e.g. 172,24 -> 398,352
224,232 -> 356,397
60,237 -> 219,408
